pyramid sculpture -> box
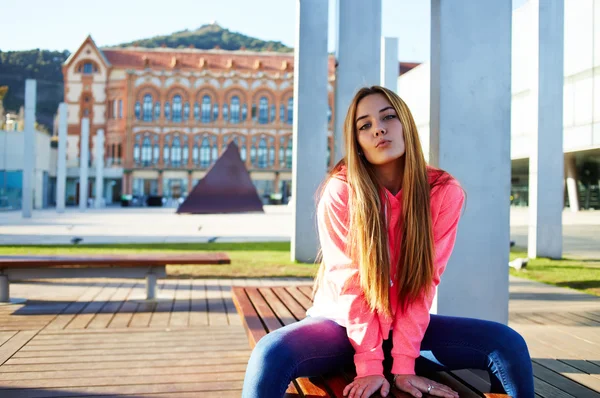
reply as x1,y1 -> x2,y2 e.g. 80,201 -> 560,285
176,142 -> 264,214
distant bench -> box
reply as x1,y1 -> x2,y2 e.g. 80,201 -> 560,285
0,253 -> 230,304
232,285 -> 511,398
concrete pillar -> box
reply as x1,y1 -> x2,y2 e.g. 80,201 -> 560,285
430,0 -> 512,324
21,80 -> 36,218
528,0 -> 564,259
79,118 -> 90,211
381,37 -> 399,92
95,129 -> 105,209
56,103 -> 67,213
333,0 -> 382,163
565,154 -> 579,212
291,0 -> 329,263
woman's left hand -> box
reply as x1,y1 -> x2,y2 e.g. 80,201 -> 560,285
393,374 -> 459,398
343,375 -> 391,398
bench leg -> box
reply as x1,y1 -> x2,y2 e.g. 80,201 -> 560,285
0,275 -> 8,303
146,273 -> 157,300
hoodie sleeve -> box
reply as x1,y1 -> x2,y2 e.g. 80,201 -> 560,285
317,177 -> 386,378
390,182 -> 465,375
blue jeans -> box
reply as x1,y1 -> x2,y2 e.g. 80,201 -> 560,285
242,315 -> 534,398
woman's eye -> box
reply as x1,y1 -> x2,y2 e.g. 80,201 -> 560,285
359,123 -> 370,131
384,114 -> 396,120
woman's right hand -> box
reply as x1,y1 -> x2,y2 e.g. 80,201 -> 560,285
343,375 -> 391,398
393,374 -> 459,398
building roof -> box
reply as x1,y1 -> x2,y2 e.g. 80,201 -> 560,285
101,47 -> 337,74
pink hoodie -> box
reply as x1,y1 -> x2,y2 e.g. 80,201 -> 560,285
306,166 -> 465,378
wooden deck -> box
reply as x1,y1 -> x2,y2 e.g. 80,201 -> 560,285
0,276 -> 598,397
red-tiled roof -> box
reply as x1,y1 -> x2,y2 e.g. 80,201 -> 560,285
101,47 -> 337,75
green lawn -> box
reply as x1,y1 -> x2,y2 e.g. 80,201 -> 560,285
510,249 -> 600,297
1,244 -> 598,296
0,242 -> 320,278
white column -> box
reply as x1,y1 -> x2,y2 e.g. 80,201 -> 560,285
430,0 -> 512,324
95,129 -> 105,209
21,80 -> 36,218
56,103 -> 67,213
333,0 -> 382,163
291,0 -> 329,263
528,0 -> 564,259
565,154 -> 579,212
381,37 -> 399,92
79,118 -> 90,211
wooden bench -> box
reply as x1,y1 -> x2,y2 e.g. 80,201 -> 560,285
0,252 -> 230,304
232,285 -> 511,398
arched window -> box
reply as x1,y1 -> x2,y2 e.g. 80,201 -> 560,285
193,137 -> 200,164
286,138 -> 293,169
82,62 -> 96,74
171,136 -> 182,167
250,136 -> 257,166
242,104 -> 248,121
194,102 -> 200,121
279,136 -> 286,168
143,95 -> 153,122
201,96 -> 211,123
182,136 -> 189,165
211,141 -> 218,164
134,102 -> 141,120
200,137 -> 211,168
141,136 -> 152,166
258,137 -> 268,168
252,104 -> 257,122
163,135 -> 171,165
222,103 -> 229,122
172,95 -> 182,122
287,98 -> 294,124
328,105 -> 332,123
153,136 -> 160,164
154,101 -> 161,120
270,105 -> 276,123
183,102 -> 190,121
212,103 -> 219,121
268,136 -> 275,167
240,139 -> 247,161
134,136 -> 141,164
280,104 -> 285,122
230,96 -> 240,124
164,102 -> 171,120
259,97 -> 268,124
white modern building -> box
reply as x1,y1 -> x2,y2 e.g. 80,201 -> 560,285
399,0 -> 600,211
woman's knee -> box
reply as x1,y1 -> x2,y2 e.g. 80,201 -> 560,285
248,329 -> 296,371
485,321 -> 530,358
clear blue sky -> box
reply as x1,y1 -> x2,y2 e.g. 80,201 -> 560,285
2,0 -> 528,62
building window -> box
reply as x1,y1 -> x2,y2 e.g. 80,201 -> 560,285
194,102 -> 200,121
171,136 -> 182,167
280,104 -> 285,122
134,102 -> 141,120
141,136 -> 152,166
113,99 -> 118,119
287,98 -> 294,124
118,100 -> 123,118
212,141 -> 218,164
257,137 -> 268,168
252,104 -> 257,122
201,96 -> 211,123
212,102 -> 219,122
230,96 -> 240,124
270,104 -> 276,123
328,105 -> 332,123
183,102 -> 190,121
242,104 -> 248,121
164,102 -> 170,120
279,137 -> 286,168
286,138 -> 293,169
83,62 -> 94,74
223,103 -> 229,122
182,136 -> 189,165
163,135 -> 171,166
143,94 -> 153,122
134,136 -> 140,164
200,137 -> 211,168
153,137 -> 160,165
154,101 -> 161,120
172,95 -> 182,123
240,138 -> 247,161
250,136 -> 257,167
259,97 -> 268,124
269,136 -> 275,167
193,139 -> 199,165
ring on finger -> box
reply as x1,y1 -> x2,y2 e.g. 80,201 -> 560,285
427,384 -> 434,393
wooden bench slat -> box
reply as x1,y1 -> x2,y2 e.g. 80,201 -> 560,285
295,377 -> 330,397
272,287 -> 308,321
245,287 -> 283,333
285,286 -> 313,311
231,287 -> 267,348
259,288 -> 297,326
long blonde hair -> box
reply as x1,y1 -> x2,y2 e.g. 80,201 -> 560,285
315,86 -> 451,317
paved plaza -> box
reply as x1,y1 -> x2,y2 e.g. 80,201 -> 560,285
1,206 -> 600,259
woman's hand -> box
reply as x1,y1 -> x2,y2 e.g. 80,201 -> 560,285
393,374 -> 459,398
343,375 -> 391,398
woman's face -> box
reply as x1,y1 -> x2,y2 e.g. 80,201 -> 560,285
355,93 -> 405,166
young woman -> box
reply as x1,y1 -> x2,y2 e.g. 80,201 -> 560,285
242,86 -> 534,398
